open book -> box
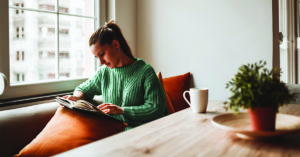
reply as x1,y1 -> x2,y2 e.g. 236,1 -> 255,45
54,97 -> 107,116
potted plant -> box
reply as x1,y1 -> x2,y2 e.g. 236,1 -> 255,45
225,61 -> 295,131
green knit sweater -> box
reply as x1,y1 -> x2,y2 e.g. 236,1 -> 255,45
75,58 -> 168,130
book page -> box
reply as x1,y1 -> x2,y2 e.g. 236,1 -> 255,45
74,102 -> 93,110
55,97 -> 74,109
55,97 -> 107,115
77,100 -> 99,110
75,100 -> 107,115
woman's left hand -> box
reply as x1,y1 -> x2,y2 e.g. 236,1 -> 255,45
97,103 -> 123,115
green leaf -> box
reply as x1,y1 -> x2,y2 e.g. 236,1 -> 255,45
225,60 -> 295,113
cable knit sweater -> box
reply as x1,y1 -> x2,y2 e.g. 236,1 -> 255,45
75,58 -> 168,130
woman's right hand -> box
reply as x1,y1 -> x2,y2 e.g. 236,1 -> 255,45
63,95 -> 81,101
63,91 -> 85,101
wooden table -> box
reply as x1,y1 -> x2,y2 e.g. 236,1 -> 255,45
56,101 -> 300,157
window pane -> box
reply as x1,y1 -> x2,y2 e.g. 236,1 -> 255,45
279,0 -> 288,83
59,15 -> 94,79
9,0 -> 57,12
59,0 -> 94,16
9,9 -> 57,84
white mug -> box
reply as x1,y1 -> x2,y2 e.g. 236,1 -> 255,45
183,88 -> 208,113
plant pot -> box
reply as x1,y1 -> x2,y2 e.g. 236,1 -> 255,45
247,107 -> 277,131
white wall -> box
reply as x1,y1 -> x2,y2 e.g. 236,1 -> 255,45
111,0 -> 137,56
136,0 -> 273,101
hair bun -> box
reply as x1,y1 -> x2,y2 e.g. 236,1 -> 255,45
105,20 -> 115,28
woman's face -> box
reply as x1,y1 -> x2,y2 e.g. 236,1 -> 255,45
90,42 -> 119,69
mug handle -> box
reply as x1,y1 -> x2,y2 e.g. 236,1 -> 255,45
183,91 -> 191,106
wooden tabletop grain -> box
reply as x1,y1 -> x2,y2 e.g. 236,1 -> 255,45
56,101 -> 300,157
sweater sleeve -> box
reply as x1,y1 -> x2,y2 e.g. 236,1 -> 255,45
75,68 -> 102,100
120,68 -> 167,125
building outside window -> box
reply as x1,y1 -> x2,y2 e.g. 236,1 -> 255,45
9,0 -> 95,84
0,0 -> 99,100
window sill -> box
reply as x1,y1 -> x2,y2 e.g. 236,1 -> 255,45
0,91 -> 72,110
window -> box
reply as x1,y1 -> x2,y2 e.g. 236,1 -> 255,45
21,51 -> 24,61
21,26 -> 24,38
48,73 -> 56,79
59,6 -> 69,13
60,72 -> 70,78
47,51 -> 56,58
16,73 -> 19,82
15,73 -> 25,82
15,26 -> 25,39
39,4 -> 55,11
16,26 -> 20,38
0,0 -> 101,100
59,51 -> 70,59
16,50 -> 24,61
16,51 -> 19,61
14,2 -> 24,15
59,28 -> 69,35
278,0 -> 300,84
48,27 -> 55,34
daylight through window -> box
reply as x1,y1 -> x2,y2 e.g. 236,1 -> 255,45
9,0 -> 96,84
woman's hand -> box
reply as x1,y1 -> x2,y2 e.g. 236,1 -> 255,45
63,95 -> 81,101
63,91 -> 85,101
97,103 -> 123,115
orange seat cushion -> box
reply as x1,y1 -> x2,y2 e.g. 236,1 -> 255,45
157,72 -> 175,114
15,106 -> 126,157
163,72 -> 191,112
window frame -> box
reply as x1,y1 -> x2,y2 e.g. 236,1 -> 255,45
0,0 -> 104,101
275,0 -> 300,84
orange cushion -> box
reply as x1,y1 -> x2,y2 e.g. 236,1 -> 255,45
163,72 -> 191,112
15,106 -> 126,157
157,72 -> 175,114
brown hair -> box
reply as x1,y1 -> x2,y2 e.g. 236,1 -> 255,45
89,20 -> 134,59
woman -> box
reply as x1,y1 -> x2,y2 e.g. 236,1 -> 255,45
65,20 -> 168,130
